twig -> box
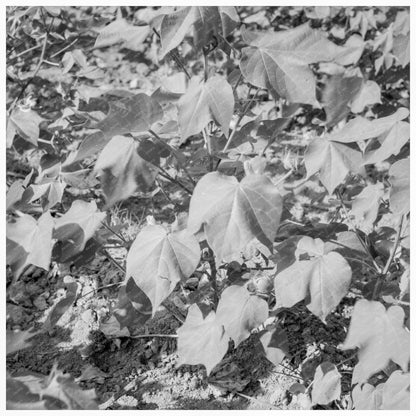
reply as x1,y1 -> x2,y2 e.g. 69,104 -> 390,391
158,167 -> 193,195
223,87 -> 261,152
101,220 -> 128,244
205,248 -> 219,306
9,43 -> 42,60
383,214 -> 404,276
130,333 -> 178,339
50,37 -> 78,58
100,248 -> 126,274
275,169 -> 293,186
76,281 -> 122,302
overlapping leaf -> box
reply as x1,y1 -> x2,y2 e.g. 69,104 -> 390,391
7,108 -> 44,147
7,212 -> 54,277
215,285 -> 268,347
126,224 -> 200,312
311,362 -> 341,405
340,299 -> 409,383
350,80 -> 381,113
274,236 -> 352,322
94,18 -> 149,50
53,200 -> 105,261
94,136 -> 157,207
188,172 -> 282,262
389,158 -> 409,215
177,304 -> 229,375
159,6 -> 239,57
304,137 -> 362,194
74,93 -> 163,161
240,23 -> 346,105
259,325 -> 290,366
177,75 -> 234,141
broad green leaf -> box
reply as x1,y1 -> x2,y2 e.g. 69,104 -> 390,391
326,107 -> 409,143
311,362 -> 341,405
43,281 -> 78,331
352,383 -> 384,410
304,138 -> 362,194
188,172 -> 282,262
393,34 -> 409,67
350,182 -> 385,232
177,75 -> 234,141
22,180 -> 66,212
7,108 -> 44,147
340,299 -> 409,383
7,375 -> 47,410
259,325 -> 290,366
94,136 -> 157,207
352,370 -> 409,410
239,23 -> 346,106
54,200 -> 105,261
159,6 -> 238,57
321,74 -> 363,126
7,212 -> 54,277
274,237 -> 352,322
381,370 -> 410,410
7,329 -> 39,355
350,80 -> 381,113
215,285 -> 268,347
94,18 -> 149,50
363,120 -> 409,165
334,34 -> 365,66
126,224 -> 200,313
74,93 -> 163,161
177,304 -> 229,375
389,158 -> 409,215
13,364 -> 98,410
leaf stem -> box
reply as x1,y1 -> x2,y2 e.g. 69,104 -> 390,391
223,87 -> 260,153
158,167 -> 193,195
383,214 -> 404,277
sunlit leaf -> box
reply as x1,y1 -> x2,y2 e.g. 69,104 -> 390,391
389,158 -> 409,215
311,362 -> 341,405
188,171 -> 282,262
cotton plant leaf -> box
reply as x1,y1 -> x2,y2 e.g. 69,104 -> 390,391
259,325 -> 290,366
311,362 -> 341,405
321,74 -> 363,126
334,34 -> 365,66
239,23 -> 347,106
187,171 -> 282,262
94,135 -> 158,207
7,107 -> 44,147
352,383 -> 384,410
350,80 -> 381,113
126,224 -> 200,313
215,285 -> 268,347
74,93 -> 163,161
177,75 -> 234,141
159,6 -> 239,57
6,211 -> 55,278
7,329 -> 40,355
274,237 -> 352,322
94,18 -> 149,51
388,158 -> 409,215
53,200 -> 105,261
350,182 -> 385,232
177,304 -> 229,375
304,137 -> 363,194
340,299 -> 409,384
21,180 -> 66,212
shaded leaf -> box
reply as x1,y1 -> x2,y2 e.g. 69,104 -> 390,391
215,285 -> 268,347
352,382 -> 384,410
74,93 -> 163,161
94,18 -> 149,50
54,200 -> 105,261
350,182 -> 385,232
75,365 -> 109,383
274,237 -> 352,322
340,299 -> 409,383
7,329 -> 39,355
126,224 -> 200,313
259,325 -> 290,366
311,362 -> 341,405
321,74 -> 362,127
7,108 -> 44,147
178,75 -> 234,141
304,138 -> 362,194
240,23 -> 346,106
159,6 -> 238,57
177,304 -> 229,375
22,180 -> 66,211
382,370 -> 410,410
95,136 -> 157,206
350,80 -> 381,113
6,374 -> 47,410
188,172 -> 282,262
389,158 -> 409,215
7,212 -> 54,278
